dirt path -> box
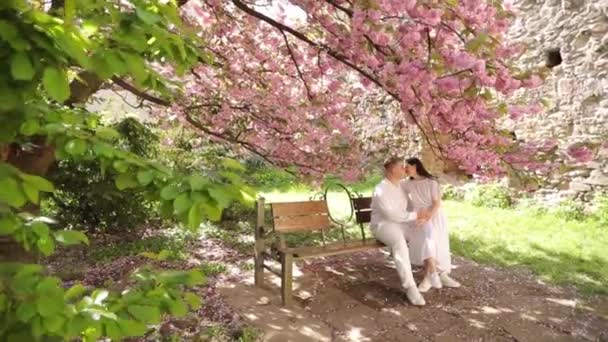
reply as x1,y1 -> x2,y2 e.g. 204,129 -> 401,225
218,251 -> 608,342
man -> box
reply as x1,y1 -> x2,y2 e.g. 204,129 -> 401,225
370,156 -> 430,306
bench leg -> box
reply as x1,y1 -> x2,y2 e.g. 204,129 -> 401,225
254,197 -> 265,287
281,253 -> 293,306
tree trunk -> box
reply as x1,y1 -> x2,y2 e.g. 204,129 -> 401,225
1,71 -> 105,262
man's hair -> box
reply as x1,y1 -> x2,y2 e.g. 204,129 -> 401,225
383,156 -> 402,171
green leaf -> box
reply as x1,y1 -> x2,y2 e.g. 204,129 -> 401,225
201,203 -> 222,222
160,184 -> 180,200
64,0 -> 75,24
136,170 -> 155,186
113,160 -> 129,173
121,53 -> 148,85
188,174 -> 208,190
16,301 -> 37,322
116,173 -> 139,190
43,315 -> 65,333
43,67 -> 70,102
95,127 -> 121,140
188,204 -> 202,230
31,316 -> 44,338
36,277 -> 61,293
221,158 -> 246,171
36,236 -> 55,256
83,308 -> 118,320
168,298 -> 188,317
93,142 -> 114,157
64,283 -> 87,300
65,139 -> 88,156
173,192 -> 191,214
37,293 -> 63,317
11,52 -> 36,80
208,186 -> 232,208
92,289 -> 109,305
23,182 -> 39,204
20,120 -> 40,136
105,321 -> 122,341
160,200 -> 173,219
20,174 -> 55,192
54,230 -> 89,246
67,315 -> 89,337
31,221 -> 49,237
184,292 -> 202,310
127,305 -> 161,324
0,177 -> 27,208
136,7 -> 161,24
117,319 -> 147,337
0,216 -> 20,235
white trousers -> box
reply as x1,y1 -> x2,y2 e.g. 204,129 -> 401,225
371,221 -> 416,289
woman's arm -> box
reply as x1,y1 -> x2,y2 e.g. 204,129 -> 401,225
429,180 -> 442,217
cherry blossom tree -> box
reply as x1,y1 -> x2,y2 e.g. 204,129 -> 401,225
159,0 -> 553,180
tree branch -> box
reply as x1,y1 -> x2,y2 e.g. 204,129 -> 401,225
280,31 -> 313,100
111,77 -> 171,107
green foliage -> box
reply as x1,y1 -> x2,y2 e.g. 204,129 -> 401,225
464,183 -> 513,208
45,118 -> 161,232
0,1 -> 248,340
593,192 -> 608,226
0,262 -> 205,341
199,262 -> 227,277
515,197 -> 549,216
552,199 -> 587,221
441,184 -> 464,201
244,159 -> 297,191
89,228 -> 197,262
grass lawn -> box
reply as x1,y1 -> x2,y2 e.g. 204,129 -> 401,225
261,186 -> 608,296
445,201 -> 608,296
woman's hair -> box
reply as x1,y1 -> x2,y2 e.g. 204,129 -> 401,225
405,157 -> 437,179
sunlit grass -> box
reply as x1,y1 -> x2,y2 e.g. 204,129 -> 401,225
259,185 -> 608,296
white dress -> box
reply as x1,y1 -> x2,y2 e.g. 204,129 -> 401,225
401,178 -> 452,274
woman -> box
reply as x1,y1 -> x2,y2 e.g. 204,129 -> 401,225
402,157 -> 460,292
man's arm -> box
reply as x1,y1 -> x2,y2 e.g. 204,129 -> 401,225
373,188 -> 418,223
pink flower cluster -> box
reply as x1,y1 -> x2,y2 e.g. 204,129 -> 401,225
160,0 -> 549,179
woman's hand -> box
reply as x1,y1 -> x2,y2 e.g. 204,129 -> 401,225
415,208 -> 431,227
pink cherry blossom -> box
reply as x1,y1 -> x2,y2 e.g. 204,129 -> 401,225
154,0 -> 549,180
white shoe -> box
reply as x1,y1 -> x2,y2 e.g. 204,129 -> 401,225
405,286 -> 426,306
440,273 -> 461,288
418,276 -> 432,293
430,272 -> 442,289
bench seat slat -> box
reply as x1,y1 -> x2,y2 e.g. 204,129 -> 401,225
273,214 -> 330,232
279,239 -> 385,259
271,200 -> 328,217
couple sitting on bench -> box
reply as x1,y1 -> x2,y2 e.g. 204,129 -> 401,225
371,156 -> 460,306
254,156 -> 460,307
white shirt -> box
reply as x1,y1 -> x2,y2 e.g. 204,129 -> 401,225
370,178 -> 418,229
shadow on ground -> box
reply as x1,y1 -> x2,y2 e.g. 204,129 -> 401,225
219,251 -> 608,342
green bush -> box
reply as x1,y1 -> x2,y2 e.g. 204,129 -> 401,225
244,159 -> 296,191
593,192 -> 608,225
442,184 -> 464,201
553,199 -> 586,221
464,183 -> 513,209
515,197 -> 549,216
44,119 -> 161,232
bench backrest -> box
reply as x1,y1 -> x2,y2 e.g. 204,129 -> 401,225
351,197 -> 372,224
270,200 -> 331,233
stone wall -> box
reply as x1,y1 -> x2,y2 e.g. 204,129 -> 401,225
504,0 -> 608,201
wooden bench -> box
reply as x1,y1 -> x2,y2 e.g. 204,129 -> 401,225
253,196 -> 384,306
